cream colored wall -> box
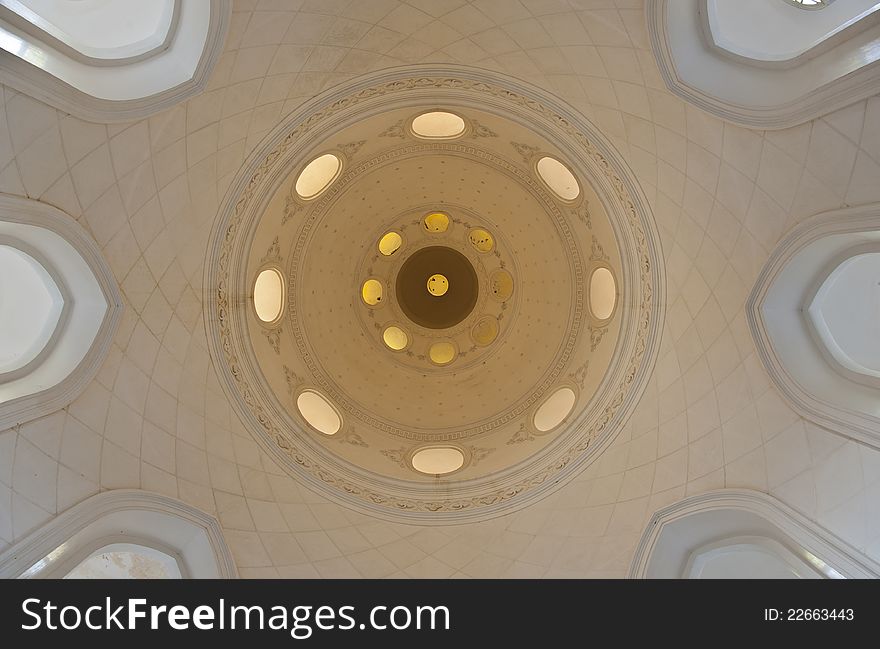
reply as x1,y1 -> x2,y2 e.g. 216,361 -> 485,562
1,0 -> 879,577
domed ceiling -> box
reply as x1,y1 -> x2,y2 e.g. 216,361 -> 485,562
206,65 -> 665,522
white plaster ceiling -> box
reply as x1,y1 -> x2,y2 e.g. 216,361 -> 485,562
0,0 -> 879,578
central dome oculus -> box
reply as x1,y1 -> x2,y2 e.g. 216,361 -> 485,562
396,246 -> 477,329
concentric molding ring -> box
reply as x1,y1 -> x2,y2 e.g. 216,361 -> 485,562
204,64 -> 666,523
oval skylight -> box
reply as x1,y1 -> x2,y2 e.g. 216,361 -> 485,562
411,111 -> 466,139
429,342 -> 456,366
589,267 -> 617,320
0,245 -> 64,374
537,156 -> 580,201
469,229 -> 494,253
424,212 -> 450,233
296,390 -> 341,435
411,447 -> 465,475
489,269 -> 514,301
534,387 -> 577,432
361,279 -> 383,306
378,231 -> 403,256
253,268 -> 284,323
295,153 -> 341,199
382,325 -> 408,351
472,316 -> 499,346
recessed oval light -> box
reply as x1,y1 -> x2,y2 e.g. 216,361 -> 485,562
253,268 -> 284,323
428,341 -> 456,366
296,390 -> 341,435
378,231 -> 403,256
423,212 -> 450,233
411,446 -> 465,475
468,228 -> 494,253
295,153 -> 341,199
411,111 -> 466,139
382,325 -> 409,351
534,387 -> 577,432
489,269 -> 514,301
361,279 -> 383,306
589,267 -> 617,320
471,316 -> 499,346
537,156 -> 580,201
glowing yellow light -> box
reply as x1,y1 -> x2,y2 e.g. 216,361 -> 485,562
383,325 -> 408,350
429,342 -> 456,365
468,229 -> 494,252
361,279 -> 383,305
424,212 -> 450,233
378,231 -> 402,256
427,273 -> 449,296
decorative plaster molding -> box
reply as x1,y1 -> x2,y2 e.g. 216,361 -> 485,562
0,193 -> 123,431
0,1 -> 230,123
629,489 -> 880,579
0,490 -> 238,579
646,0 -> 880,129
203,64 -> 665,524
747,203 -> 880,448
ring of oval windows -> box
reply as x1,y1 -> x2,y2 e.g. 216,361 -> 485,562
360,212 -> 514,369
244,109 -> 622,482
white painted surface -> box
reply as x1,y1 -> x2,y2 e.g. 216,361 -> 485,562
10,0 -> 174,60
708,0 -> 880,62
0,0 -> 209,100
0,221 -> 106,405
65,542 -> 182,579
0,245 -> 63,374
808,252 -> 880,379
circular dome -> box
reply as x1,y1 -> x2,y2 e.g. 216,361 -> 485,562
206,65 -> 664,522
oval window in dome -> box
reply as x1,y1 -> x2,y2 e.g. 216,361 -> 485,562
411,111 -> 466,139
468,228 -> 494,253
537,156 -> 580,201
423,212 -> 450,233
489,269 -> 514,301
296,390 -> 341,435
295,153 -> 341,199
253,268 -> 284,323
589,267 -> 617,320
361,279 -> 383,306
429,341 -> 456,366
411,446 -> 465,476
471,316 -> 499,346
382,325 -> 409,351
534,387 -> 577,432
378,231 -> 403,256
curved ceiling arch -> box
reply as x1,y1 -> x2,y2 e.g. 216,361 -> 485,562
0,0 -> 230,122
748,202 -> 880,449
0,194 -> 123,430
647,0 -> 880,128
